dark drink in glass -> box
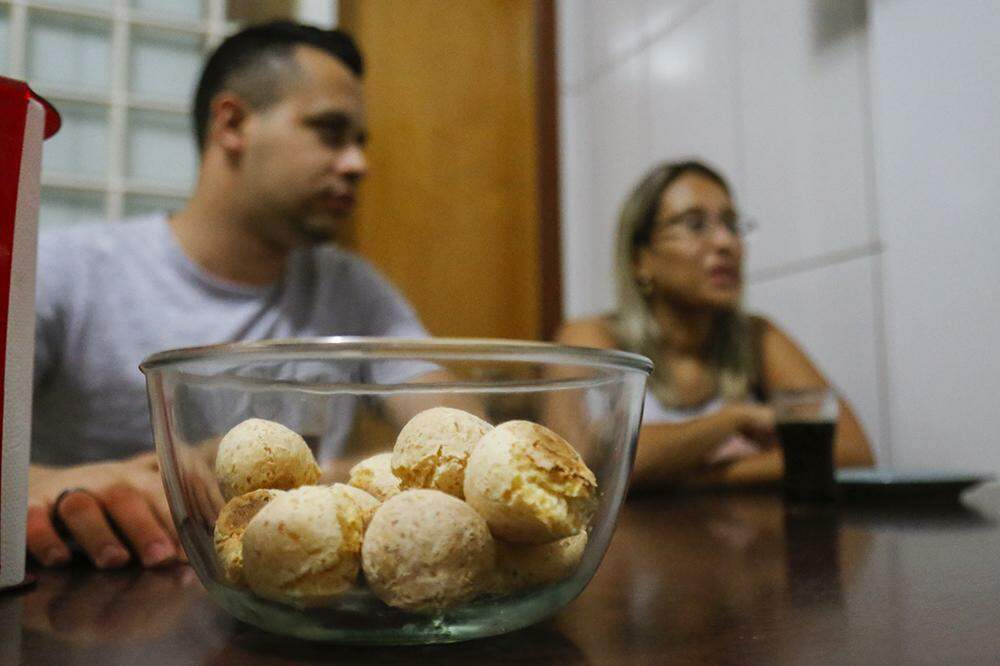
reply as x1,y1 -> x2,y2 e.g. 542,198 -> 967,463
773,388 -> 839,502
778,420 -> 837,501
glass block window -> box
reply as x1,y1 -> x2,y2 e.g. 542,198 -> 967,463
35,0 -> 113,11
127,108 -> 196,189
0,6 -> 10,72
42,99 -> 109,179
124,192 -> 185,218
130,0 -> 203,22
0,0 -> 236,228
1,0 -> 333,229
128,26 -> 202,103
27,11 -> 112,93
39,187 -> 106,228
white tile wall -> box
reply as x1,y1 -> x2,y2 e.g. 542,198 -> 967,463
868,0 -> 1000,471
557,0 -> 886,456
558,90 -> 593,318
560,49 -> 651,318
558,0 -> 1000,468
736,0 -> 875,275
746,255 -> 886,462
647,0 -> 741,187
556,0 -> 591,89
640,0 -> 701,43
558,0 -> 702,91
587,0 -> 645,77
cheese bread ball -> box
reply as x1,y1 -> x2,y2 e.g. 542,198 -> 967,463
242,486 -> 364,607
330,482 -> 380,528
361,489 -> 495,612
463,420 -> 598,544
348,453 -> 402,501
214,489 -> 282,586
214,418 -> 321,501
392,407 -> 492,498
492,531 -> 588,594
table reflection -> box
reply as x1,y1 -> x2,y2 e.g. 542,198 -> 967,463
7,490 -> 1000,664
556,491 -> 877,662
21,563 -> 199,643
210,620 -> 588,665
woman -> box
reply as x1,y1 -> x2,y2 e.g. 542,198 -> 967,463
556,160 -> 874,489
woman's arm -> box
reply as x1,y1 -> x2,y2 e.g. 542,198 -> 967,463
649,317 -> 876,488
630,403 -> 775,488
553,318 -> 775,489
755,316 -> 875,469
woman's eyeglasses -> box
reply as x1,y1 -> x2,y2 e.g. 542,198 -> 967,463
651,209 -> 757,242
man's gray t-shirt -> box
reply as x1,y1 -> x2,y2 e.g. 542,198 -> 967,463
32,215 -> 427,466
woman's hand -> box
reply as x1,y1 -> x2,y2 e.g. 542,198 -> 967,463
27,453 -> 182,569
703,404 -> 776,466
726,403 -> 777,447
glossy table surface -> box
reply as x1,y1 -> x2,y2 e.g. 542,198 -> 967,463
5,486 -> 1000,665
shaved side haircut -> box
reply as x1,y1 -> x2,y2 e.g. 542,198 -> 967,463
192,20 -> 363,152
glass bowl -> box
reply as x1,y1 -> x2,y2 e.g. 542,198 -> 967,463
140,337 -> 650,644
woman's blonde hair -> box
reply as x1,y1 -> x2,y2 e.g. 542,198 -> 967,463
611,159 -> 758,407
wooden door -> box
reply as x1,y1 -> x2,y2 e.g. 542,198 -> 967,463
339,0 -> 559,340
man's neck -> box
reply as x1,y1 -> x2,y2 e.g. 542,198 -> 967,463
169,172 -> 289,287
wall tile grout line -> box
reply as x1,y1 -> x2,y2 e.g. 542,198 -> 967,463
727,0 -> 747,195
746,241 -> 883,284
857,1 -> 894,467
559,0 -> 710,96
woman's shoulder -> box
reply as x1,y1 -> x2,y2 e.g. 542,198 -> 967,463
745,314 -> 800,354
745,312 -> 773,333
745,313 -> 827,388
554,314 -> 620,350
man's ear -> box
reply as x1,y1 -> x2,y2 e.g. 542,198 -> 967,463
208,92 -> 252,156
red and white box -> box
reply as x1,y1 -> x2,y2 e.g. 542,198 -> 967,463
0,77 -> 60,591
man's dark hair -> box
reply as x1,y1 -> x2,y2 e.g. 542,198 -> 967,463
192,20 -> 364,151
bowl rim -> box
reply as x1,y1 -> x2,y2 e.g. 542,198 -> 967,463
139,336 -> 652,375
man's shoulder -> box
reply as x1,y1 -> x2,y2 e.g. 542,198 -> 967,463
36,215 -> 169,302
302,244 -> 418,323
308,243 -> 392,287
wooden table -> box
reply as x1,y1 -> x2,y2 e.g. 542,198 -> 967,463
5,489 -> 1000,665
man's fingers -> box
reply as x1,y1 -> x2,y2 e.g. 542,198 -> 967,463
101,484 -> 178,568
135,473 -> 176,538
148,493 -> 187,563
56,491 -> 131,569
26,505 -> 71,567
139,475 -> 187,561
149,490 -> 177,539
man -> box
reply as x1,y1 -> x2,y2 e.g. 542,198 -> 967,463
27,22 -> 426,570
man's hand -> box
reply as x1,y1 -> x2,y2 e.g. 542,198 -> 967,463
27,452 -> 181,569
